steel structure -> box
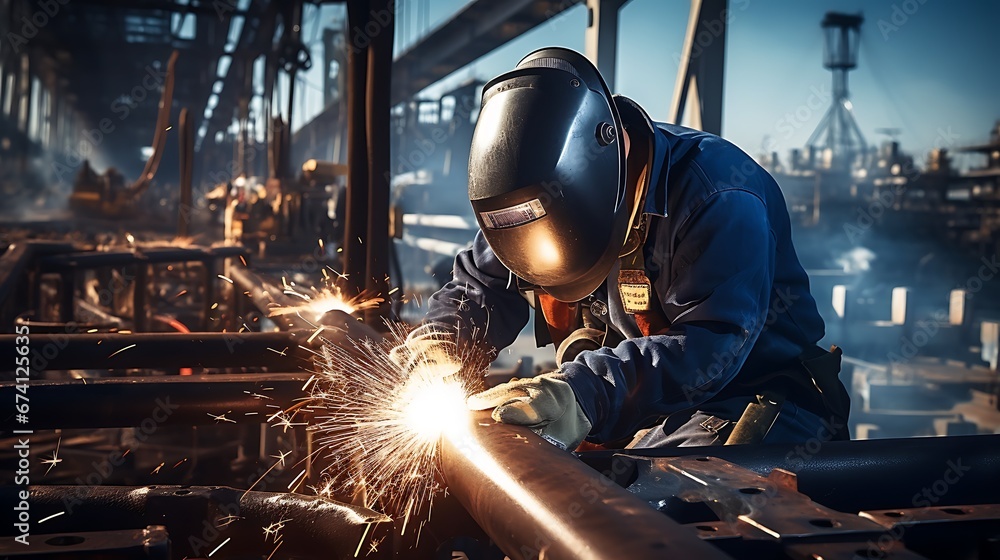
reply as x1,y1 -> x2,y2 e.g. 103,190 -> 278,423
670,0 -> 728,135
805,12 -> 868,169
2,1 -> 1000,559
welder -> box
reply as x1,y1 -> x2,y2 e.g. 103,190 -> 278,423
394,47 -> 850,450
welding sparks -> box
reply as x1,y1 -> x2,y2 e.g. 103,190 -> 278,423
208,412 -> 236,424
265,541 -> 284,560
309,325 -> 489,519
270,449 -> 293,467
269,283 -> 381,320
218,515 -> 243,528
262,519 -> 290,542
107,344 -> 137,358
208,537 -> 231,557
41,437 -> 63,475
38,511 -> 65,524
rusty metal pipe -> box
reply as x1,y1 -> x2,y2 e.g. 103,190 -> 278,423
438,413 -> 730,560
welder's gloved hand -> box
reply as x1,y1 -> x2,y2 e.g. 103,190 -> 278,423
467,373 -> 592,451
389,324 -> 461,380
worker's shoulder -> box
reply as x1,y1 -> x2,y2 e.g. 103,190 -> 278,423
655,122 -> 771,205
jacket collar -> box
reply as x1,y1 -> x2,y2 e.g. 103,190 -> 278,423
613,95 -> 670,217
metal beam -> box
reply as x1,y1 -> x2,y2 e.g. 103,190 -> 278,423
343,0 -> 371,297
391,0 -> 582,105
670,0 -> 727,135
439,412 -> 730,560
365,0 -> 394,325
0,485 -> 389,559
0,373 -> 313,430
585,0 -> 624,90
581,434 -> 1000,514
0,331 -> 319,372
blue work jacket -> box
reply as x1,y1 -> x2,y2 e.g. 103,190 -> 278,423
422,115 -> 825,444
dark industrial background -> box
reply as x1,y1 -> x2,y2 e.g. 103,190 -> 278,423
1,0 -> 999,558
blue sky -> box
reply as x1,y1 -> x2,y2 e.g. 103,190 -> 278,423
388,0 -> 1000,168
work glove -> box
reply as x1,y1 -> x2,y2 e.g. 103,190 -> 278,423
389,324 -> 462,380
467,373 -> 593,451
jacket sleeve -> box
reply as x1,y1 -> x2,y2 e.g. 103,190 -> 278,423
421,230 -> 530,354
561,188 -> 776,443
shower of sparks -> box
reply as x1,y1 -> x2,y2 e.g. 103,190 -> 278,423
208,537 -> 231,557
265,541 -> 284,560
107,344 -> 137,358
287,469 -> 308,490
218,515 -> 243,528
151,462 -> 165,475
270,412 -> 306,433
38,511 -> 65,524
354,523 -> 372,558
309,324 -> 490,519
307,328 -> 325,345
302,374 -> 317,391
270,449 -> 293,467
269,286 -> 381,320
208,412 -> 236,424
41,437 -> 62,475
262,519 -> 290,542
218,274 -> 234,284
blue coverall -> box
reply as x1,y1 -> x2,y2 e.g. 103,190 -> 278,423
423,100 -> 833,447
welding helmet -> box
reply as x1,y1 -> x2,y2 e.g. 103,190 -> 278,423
468,47 -> 628,302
